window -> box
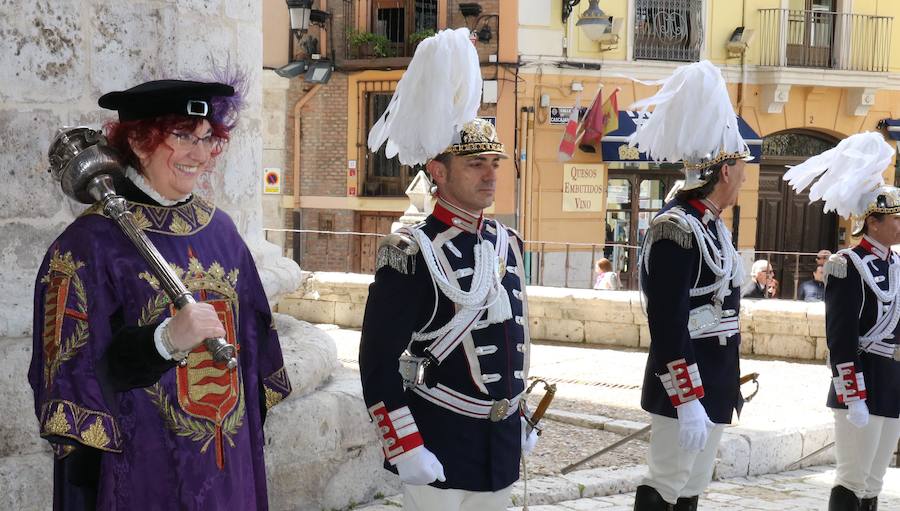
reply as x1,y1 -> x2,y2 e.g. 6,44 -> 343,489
634,0 -> 703,62
363,92 -> 420,197
372,0 -> 439,57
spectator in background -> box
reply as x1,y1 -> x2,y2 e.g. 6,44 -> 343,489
798,265 -> 826,301
816,249 -> 833,267
767,277 -> 780,299
593,258 -> 621,290
742,259 -> 773,298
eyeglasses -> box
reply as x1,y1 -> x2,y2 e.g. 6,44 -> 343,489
168,131 -> 224,152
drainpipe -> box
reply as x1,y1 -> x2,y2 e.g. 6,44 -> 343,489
292,84 -> 323,209
290,83 -> 323,266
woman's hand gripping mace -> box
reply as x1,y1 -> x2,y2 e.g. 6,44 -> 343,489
90,175 -> 238,369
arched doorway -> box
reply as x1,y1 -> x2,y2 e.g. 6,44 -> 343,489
756,129 -> 840,299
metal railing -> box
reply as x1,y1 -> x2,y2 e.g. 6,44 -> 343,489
342,0 -> 438,60
633,0 -> 703,62
263,228 -> 834,299
759,8 -> 892,72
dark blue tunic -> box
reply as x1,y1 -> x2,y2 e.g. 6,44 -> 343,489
359,210 -> 528,492
640,199 -> 743,424
825,243 -> 900,418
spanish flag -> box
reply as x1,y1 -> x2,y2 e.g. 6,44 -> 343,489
579,88 -> 619,154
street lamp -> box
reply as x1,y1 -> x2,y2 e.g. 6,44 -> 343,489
575,0 -> 612,42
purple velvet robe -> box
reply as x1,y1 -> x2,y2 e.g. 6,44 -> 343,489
29,194 -> 291,510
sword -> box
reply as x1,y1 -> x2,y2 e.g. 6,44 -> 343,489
559,372 -> 761,475
785,441 -> 834,471
523,378 -> 557,434
47,127 -> 237,369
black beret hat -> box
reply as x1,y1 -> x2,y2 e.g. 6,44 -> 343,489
98,79 -> 235,122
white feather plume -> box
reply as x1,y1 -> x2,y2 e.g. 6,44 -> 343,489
628,60 -> 748,163
367,28 -> 482,166
783,132 -> 894,218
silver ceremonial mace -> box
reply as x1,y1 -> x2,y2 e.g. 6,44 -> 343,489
47,127 -> 238,369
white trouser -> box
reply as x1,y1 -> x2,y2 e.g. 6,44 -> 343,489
402,483 -> 513,511
642,413 -> 726,505
833,409 -> 900,499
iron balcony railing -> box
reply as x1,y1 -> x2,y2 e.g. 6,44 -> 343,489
341,0 -> 439,60
759,8 -> 892,72
633,0 -> 703,62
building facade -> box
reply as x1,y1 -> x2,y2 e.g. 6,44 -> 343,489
263,0 -> 519,273
518,0 -> 900,293
264,0 -> 900,296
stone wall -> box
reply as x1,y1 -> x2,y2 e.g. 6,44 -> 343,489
280,272 -> 829,361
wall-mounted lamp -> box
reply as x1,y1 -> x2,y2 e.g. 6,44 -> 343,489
726,26 -> 756,58
459,3 -> 483,18
275,61 -> 308,79
286,0 -> 314,32
280,0 -> 333,81
304,61 -> 333,84
575,0 -> 612,41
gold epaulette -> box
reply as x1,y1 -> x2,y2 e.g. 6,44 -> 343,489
646,209 -> 693,250
375,231 -> 419,275
824,253 -> 847,281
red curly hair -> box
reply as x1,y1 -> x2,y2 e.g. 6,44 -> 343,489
103,114 -> 230,173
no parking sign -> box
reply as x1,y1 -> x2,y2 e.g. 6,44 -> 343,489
263,168 -> 281,194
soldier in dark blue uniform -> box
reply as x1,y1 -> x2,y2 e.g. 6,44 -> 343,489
359,117 -> 536,511
627,61 -> 753,511
784,132 -> 900,511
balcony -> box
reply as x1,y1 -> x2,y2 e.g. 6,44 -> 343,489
340,0 -> 439,67
759,8 -> 893,72
633,0 -> 703,63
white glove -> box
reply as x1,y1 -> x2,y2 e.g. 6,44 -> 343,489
676,399 -> 715,451
395,446 -> 446,485
846,400 -> 870,429
521,417 -> 539,455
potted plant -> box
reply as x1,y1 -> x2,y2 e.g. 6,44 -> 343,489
347,30 -> 393,59
408,28 -> 436,50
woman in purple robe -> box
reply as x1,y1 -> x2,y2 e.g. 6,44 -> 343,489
29,79 -> 292,510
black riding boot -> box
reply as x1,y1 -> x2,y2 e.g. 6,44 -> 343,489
860,496 -> 878,511
674,495 -> 699,511
634,485 -> 674,511
828,485 -> 860,511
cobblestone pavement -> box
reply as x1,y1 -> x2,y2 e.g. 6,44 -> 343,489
361,466 -> 900,510
508,466 -> 900,510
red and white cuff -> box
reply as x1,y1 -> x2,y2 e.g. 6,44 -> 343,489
833,362 -> 867,403
368,402 -> 424,464
659,359 -> 705,406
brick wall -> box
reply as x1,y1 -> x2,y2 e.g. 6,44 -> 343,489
293,208 -> 357,272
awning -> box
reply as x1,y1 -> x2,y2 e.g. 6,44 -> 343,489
601,110 -> 763,163
881,119 -> 900,141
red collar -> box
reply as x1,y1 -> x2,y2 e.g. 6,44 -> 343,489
433,196 -> 483,234
859,235 -> 890,261
687,199 -> 720,224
